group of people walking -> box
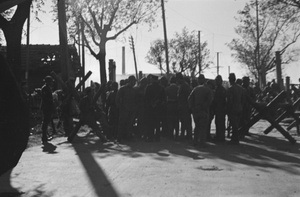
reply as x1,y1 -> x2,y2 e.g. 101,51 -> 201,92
39,72 -> 260,148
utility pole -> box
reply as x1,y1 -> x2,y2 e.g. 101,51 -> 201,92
217,52 -> 220,76
81,21 -> 85,90
161,0 -> 169,76
129,36 -> 139,81
25,8 -> 30,83
198,31 -> 201,75
256,0 -> 265,88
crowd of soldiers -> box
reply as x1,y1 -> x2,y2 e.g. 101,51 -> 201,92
36,71 -> 300,148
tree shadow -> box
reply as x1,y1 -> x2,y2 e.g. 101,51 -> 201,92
77,129 -> 300,176
195,133 -> 300,175
70,136 -> 119,197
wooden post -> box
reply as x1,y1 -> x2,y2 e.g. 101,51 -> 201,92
276,51 -> 283,90
81,21 -> 85,90
286,76 -> 290,92
129,36 -> 138,81
161,0 -> 169,77
198,31 -> 201,74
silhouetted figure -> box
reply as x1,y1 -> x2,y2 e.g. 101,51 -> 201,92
0,54 -> 30,175
241,76 -> 255,137
116,76 -> 137,142
159,76 -> 168,137
253,82 -> 262,101
212,75 -> 227,142
106,82 -> 119,140
41,76 -> 55,143
227,73 -> 245,145
165,76 -> 179,139
206,79 -> 215,141
176,73 -> 192,140
134,77 -> 148,138
188,74 -> 213,148
144,75 -> 166,142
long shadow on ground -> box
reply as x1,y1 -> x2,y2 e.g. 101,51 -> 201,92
76,129 -> 300,176
70,136 -> 119,197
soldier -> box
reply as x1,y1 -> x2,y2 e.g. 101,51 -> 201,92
144,75 -> 166,142
67,87 -> 108,143
159,76 -> 168,137
106,81 -> 119,140
176,73 -> 192,140
227,73 -> 245,145
206,79 -> 215,141
212,75 -> 227,142
241,76 -> 255,137
116,76 -> 137,142
41,76 -> 55,143
188,74 -> 213,148
134,77 -> 148,139
165,76 -> 179,139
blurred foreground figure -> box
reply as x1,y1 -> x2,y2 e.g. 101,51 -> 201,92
0,54 -> 30,176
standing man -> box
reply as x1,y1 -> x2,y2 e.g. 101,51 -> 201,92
144,75 -> 166,142
227,73 -> 245,145
188,74 -> 213,148
176,73 -> 192,140
212,75 -> 227,142
165,76 -> 179,139
241,76 -> 255,137
116,76 -> 137,142
41,76 -> 55,143
134,77 -> 148,139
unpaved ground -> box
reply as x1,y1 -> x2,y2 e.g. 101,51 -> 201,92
0,120 -> 300,197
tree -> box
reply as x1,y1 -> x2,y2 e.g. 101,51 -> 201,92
146,27 -> 211,77
0,0 -> 45,82
145,38 -> 166,73
0,0 -> 32,82
227,1 -> 300,82
67,0 -> 161,84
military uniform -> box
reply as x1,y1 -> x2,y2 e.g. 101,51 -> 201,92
165,81 -> 179,139
227,78 -> 245,144
41,78 -> 54,143
188,83 -> 213,146
144,77 -> 166,141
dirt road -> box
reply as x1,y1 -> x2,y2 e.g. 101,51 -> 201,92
0,120 -> 300,197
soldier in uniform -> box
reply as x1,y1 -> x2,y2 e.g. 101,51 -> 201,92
106,81 -> 119,140
241,76 -> 255,137
165,76 -> 179,139
134,77 -> 148,139
227,73 -> 245,145
144,75 -> 166,142
41,76 -> 55,143
176,73 -> 192,140
116,76 -> 137,142
159,76 -> 168,137
188,74 -> 213,147
212,75 -> 227,142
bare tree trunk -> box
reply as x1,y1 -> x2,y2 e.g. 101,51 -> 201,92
99,43 -> 107,85
0,0 -> 32,83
